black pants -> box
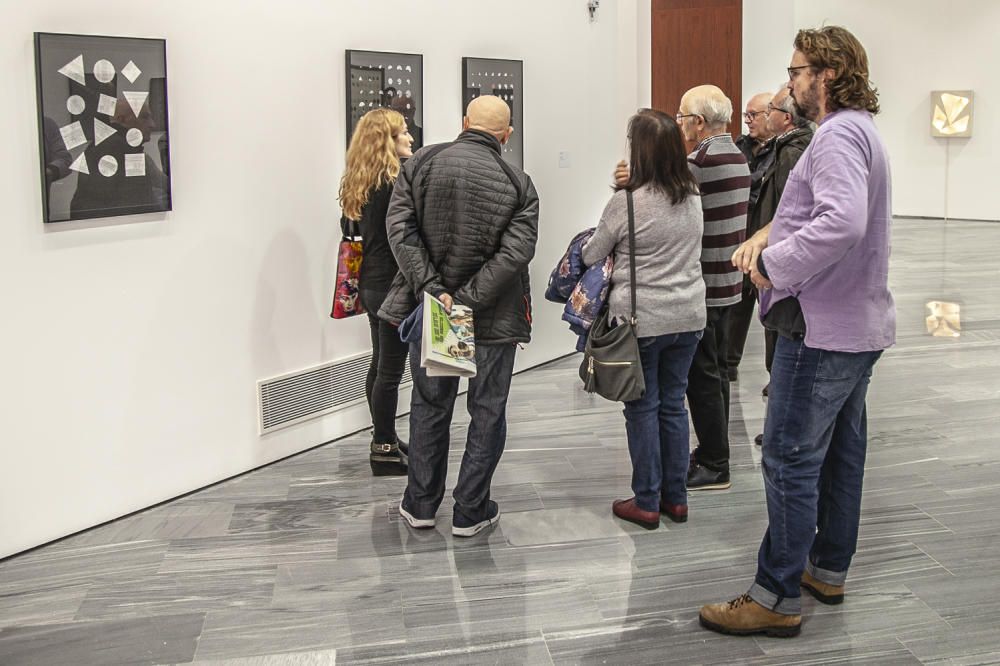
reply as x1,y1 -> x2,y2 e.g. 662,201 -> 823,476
687,304 -> 733,472
361,289 -> 409,444
726,280 -> 757,372
403,342 -> 517,523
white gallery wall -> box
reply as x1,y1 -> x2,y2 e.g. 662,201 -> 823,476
0,0 -> 645,557
744,0 -> 999,221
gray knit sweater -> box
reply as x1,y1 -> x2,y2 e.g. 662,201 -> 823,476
582,186 -> 706,338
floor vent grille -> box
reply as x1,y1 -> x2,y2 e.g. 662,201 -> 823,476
258,352 -> 412,434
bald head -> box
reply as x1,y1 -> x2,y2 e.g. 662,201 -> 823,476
464,95 -> 513,143
680,85 -> 733,129
748,92 -> 771,110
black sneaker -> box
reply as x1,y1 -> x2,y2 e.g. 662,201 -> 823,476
452,500 -> 500,537
687,463 -> 731,490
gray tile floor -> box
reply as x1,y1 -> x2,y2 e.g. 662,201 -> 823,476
2,219 -> 1000,665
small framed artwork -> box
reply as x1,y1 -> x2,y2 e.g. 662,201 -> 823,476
345,50 -> 424,150
462,57 -> 524,167
34,32 -> 172,223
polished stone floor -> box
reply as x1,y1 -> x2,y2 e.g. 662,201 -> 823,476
2,218 -> 1000,665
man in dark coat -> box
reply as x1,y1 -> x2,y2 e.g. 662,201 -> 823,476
381,95 -> 539,537
749,86 -> 814,383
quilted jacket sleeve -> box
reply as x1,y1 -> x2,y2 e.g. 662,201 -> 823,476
385,160 -> 447,298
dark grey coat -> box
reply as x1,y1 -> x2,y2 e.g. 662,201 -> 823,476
378,130 -> 540,344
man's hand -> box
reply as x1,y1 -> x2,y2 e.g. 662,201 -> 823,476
749,265 -> 773,290
613,160 -> 629,187
438,293 -> 454,313
731,224 -> 771,274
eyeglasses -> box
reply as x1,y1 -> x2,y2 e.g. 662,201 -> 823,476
766,102 -> 790,115
744,110 -> 766,121
675,113 -> 702,122
787,65 -> 812,80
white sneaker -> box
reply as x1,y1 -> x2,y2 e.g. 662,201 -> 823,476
398,497 -> 435,529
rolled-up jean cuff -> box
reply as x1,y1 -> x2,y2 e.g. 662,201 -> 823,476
806,560 -> 848,587
748,582 -> 801,616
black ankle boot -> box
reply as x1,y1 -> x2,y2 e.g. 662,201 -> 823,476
370,440 -> 407,476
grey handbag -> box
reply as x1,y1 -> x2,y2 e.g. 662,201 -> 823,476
579,190 -> 646,402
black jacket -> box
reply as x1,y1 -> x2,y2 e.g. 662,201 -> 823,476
735,134 -> 775,211
378,130 -> 540,344
748,125 -> 814,237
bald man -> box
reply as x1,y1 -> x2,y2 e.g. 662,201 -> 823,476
675,84 -> 751,491
380,95 -> 539,537
727,92 -> 777,383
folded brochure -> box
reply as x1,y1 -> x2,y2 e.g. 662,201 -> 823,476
421,291 -> 476,377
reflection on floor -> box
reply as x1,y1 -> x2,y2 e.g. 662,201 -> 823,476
2,219 -> 1000,665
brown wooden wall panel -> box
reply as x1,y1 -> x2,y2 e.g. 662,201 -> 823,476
651,0 -> 742,137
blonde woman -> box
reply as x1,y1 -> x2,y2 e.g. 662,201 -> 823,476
339,108 -> 414,475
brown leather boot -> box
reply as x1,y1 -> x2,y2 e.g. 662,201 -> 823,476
801,570 -> 845,605
611,498 -> 659,530
699,594 -> 801,638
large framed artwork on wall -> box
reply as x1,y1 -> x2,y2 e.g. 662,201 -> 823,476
346,50 -> 424,150
462,57 -> 523,167
34,32 -> 172,224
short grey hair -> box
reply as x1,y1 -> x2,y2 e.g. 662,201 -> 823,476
685,85 -> 733,127
774,86 -> 812,129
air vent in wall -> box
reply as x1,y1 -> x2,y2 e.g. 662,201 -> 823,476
257,351 -> 412,435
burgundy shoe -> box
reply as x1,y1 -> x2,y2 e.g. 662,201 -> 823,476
612,498 -> 660,530
659,499 -> 688,523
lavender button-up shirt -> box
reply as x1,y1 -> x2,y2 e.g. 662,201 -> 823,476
760,108 -> 896,353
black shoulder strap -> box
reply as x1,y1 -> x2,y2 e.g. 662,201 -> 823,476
404,142 -> 454,185
626,190 -> 637,324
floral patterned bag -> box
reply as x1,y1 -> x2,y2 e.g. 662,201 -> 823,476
330,221 -> 365,319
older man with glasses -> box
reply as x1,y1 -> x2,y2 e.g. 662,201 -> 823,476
727,92 -> 778,383
674,84 -> 751,492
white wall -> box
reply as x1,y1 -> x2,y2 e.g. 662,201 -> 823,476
0,0 -> 641,558
744,0 -> 999,221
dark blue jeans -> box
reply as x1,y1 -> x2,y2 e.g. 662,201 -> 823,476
623,331 -> 701,512
749,336 -> 883,615
402,342 -> 516,524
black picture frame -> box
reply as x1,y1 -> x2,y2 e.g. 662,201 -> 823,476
462,57 -> 524,167
34,32 -> 172,224
345,50 -> 424,151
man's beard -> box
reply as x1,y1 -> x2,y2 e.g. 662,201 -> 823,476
792,77 -> 822,122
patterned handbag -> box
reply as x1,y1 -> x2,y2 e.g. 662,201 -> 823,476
330,220 -> 366,319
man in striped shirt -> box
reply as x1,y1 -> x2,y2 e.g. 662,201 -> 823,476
677,85 -> 751,491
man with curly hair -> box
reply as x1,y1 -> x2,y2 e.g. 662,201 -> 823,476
699,25 -> 895,637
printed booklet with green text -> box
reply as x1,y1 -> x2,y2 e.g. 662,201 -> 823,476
420,291 -> 477,378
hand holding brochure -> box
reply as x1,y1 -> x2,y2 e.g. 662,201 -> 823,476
421,292 -> 477,377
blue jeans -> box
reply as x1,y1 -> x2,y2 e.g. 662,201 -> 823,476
623,331 -> 701,512
402,342 -> 516,524
749,336 -> 883,615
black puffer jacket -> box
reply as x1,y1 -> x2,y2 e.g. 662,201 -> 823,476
378,130 -> 540,344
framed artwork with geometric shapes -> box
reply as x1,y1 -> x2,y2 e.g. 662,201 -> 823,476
462,58 -> 524,167
34,32 -> 171,223
345,50 -> 424,151
930,90 -> 973,138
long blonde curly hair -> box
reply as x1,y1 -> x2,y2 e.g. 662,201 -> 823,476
339,108 -> 407,221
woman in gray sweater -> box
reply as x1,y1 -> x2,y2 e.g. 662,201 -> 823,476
582,109 -> 706,529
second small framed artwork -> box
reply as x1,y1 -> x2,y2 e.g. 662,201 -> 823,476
346,50 -> 424,150
462,58 -> 523,167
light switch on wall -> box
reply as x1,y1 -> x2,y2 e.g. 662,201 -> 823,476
558,151 -> 571,168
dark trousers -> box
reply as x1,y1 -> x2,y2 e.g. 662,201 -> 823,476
748,337 -> 882,615
624,331 -> 701,511
764,329 -> 777,374
361,289 -> 409,444
402,342 -> 517,523
726,281 -> 757,372
687,304 -> 733,472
